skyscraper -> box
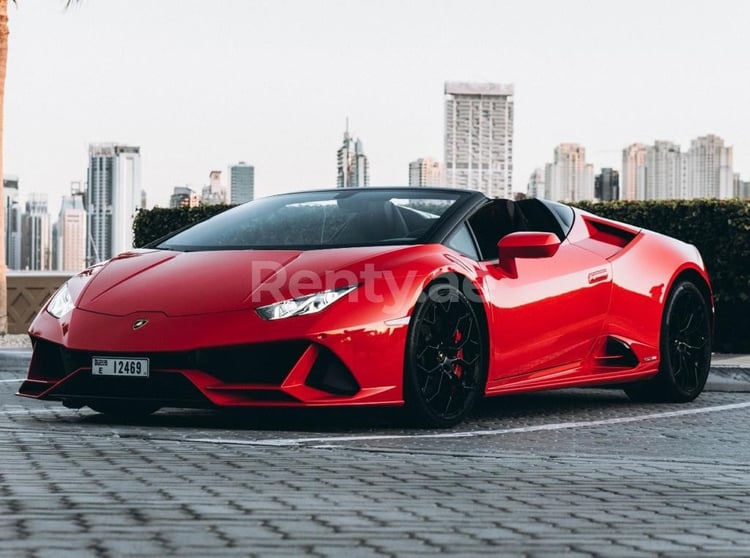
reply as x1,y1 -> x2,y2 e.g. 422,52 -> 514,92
57,194 -> 87,272
621,143 -> 648,200
86,143 -> 142,263
21,193 -> 50,271
408,158 -> 444,187
686,135 -> 734,199
337,125 -> 369,188
526,168 -> 545,199
444,82 -> 514,198
622,135 -> 735,200
735,174 -> 750,200
3,175 -> 21,270
594,168 -> 620,201
645,141 -> 683,200
201,170 -> 228,205
544,144 -> 594,202
230,162 -> 255,203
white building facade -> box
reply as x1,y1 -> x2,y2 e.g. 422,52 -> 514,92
526,168 -> 545,199
621,135 -> 734,200
444,82 -> 514,198
645,141 -> 683,200
408,158 -> 444,187
686,135 -> 734,199
58,195 -> 87,272
201,171 -> 228,205
86,143 -> 142,264
544,144 -> 594,202
621,143 -> 648,201
21,193 -> 51,271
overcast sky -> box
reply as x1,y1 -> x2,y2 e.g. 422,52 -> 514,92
5,0 -> 749,209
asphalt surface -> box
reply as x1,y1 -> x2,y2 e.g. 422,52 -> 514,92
1,350 -> 750,557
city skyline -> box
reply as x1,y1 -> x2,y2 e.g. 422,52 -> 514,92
5,1 -> 748,208
4,128 -> 747,215
4,128 -> 746,271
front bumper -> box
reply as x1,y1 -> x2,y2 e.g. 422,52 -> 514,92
18,307 -> 407,409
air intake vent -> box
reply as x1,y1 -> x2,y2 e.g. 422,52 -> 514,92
595,337 -> 639,368
305,347 -> 360,396
585,218 -> 637,248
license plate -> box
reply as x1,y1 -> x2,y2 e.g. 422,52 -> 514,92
92,357 -> 150,378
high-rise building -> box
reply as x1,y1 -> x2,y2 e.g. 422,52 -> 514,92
21,193 -> 51,270
169,186 -> 200,208
544,144 -> 594,202
3,175 -> 22,270
408,158 -> 443,187
735,175 -> 750,200
686,135 -> 734,199
337,125 -> 369,188
57,194 -> 87,272
444,82 -> 514,198
621,135 -> 734,200
645,141 -> 683,200
526,168 -> 545,199
51,223 -> 59,271
86,143 -> 142,263
201,171 -> 228,205
595,168 -> 620,201
621,143 -> 648,200
230,162 -> 255,203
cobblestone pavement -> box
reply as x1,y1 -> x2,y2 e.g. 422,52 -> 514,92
2,351 -> 750,557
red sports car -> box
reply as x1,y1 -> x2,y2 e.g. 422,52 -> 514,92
18,188 -> 713,427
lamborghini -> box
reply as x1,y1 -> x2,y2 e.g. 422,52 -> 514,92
18,187 -> 713,427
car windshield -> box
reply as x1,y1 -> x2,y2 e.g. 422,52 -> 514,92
155,189 -> 467,251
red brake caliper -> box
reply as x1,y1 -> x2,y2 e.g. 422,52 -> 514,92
454,329 -> 463,378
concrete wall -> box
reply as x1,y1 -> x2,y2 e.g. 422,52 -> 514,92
6,272 -> 73,334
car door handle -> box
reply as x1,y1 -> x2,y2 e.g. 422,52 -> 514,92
588,269 -> 610,284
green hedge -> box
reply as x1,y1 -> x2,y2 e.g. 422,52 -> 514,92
132,205 -> 235,248
134,199 -> 750,352
574,199 -> 750,353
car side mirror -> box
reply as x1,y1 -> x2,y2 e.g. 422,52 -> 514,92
497,232 -> 561,276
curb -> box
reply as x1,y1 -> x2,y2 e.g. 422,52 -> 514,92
710,366 -> 750,382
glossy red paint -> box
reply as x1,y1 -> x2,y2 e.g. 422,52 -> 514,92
18,195 -> 713,423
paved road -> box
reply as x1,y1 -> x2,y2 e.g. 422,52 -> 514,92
2,350 -> 750,557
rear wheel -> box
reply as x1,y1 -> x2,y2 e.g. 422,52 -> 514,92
625,280 -> 711,402
404,283 -> 487,427
87,400 -> 161,419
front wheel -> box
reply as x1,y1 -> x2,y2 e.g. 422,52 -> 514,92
404,283 -> 487,428
625,280 -> 711,402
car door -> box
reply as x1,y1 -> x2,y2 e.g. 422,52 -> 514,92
467,200 -> 613,383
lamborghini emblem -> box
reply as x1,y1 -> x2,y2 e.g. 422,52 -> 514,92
132,319 -> 149,331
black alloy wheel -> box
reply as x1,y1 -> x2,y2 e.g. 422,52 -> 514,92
625,280 -> 711,402
404,283 -> 487,427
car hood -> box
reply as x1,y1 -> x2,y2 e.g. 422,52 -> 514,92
75,246 -> 413,317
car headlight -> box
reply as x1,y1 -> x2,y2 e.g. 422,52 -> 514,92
47,283 -> 75,318
256,285 -> 358,321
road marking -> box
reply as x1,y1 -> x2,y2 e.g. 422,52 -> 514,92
188,400 -> 750,447
0,378 -> 22,383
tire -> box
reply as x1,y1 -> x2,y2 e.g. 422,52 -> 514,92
625,280 -> 711,403
404,283 -> 487,427
87,400 -> 161,419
